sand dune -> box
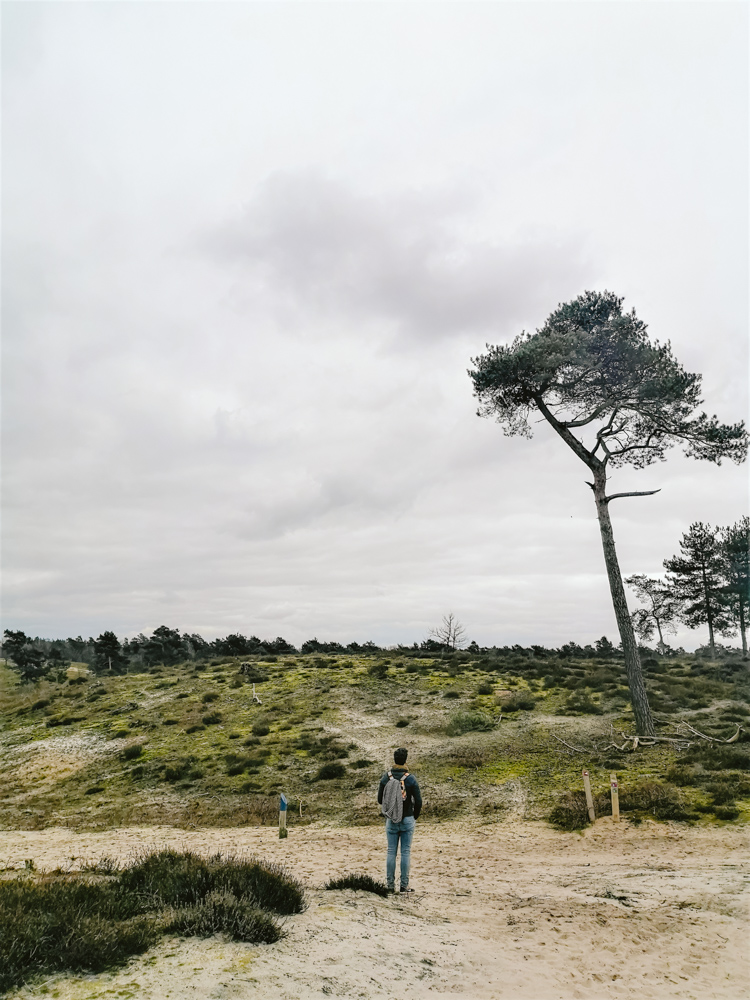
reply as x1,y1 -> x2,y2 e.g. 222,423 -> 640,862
1,818 -> 748,999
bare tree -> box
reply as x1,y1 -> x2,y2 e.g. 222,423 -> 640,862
428,613 -> 467,652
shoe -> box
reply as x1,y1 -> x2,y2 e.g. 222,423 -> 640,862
386,887 -> 396,894
399,887 -> 415,893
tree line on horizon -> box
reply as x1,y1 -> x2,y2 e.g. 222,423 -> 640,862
1,509 -> 746,687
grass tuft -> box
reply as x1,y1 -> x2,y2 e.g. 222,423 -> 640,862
324,873 -> 390,896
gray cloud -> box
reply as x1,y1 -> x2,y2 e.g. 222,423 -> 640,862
201,172 -> 593,343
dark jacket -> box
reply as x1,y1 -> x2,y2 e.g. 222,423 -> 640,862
378,767 -> 422,820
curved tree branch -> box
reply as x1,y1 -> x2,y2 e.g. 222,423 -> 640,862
605,489 -> 661,503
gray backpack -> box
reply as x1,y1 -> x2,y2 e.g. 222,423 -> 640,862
381,769 -> 409,821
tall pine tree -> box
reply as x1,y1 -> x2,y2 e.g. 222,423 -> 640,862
664,523 -> 733,657
719,516 -> 750,658
469,291 -> 747,735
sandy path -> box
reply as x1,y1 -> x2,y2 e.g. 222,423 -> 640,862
2,819 -> 748,1000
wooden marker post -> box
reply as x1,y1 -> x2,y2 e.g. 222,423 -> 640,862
279,793 -> 288,838
610,773 -> 620,822
582,769 -> 596,823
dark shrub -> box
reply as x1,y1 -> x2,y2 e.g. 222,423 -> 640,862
118,849 -> 305,915
367,662 -> 389,679
122,744 -> 143,761
446,710 -> 495,736
252,721 -> 270,737
557,691 -> 602,715
202,712 -> 222,725
443,690 -> 460,699
315,762 -> 347,781
165,891 -> 281,942
619,781 -> 694,821
476,682 -> 493,695
714,805 -> 740,820
31,698 -> 51,710
395,718 -> 409,728
324,874 -> 389,897
549,780 -> 694,828
498,691 -> 536,712
707,784 -> 737,806
0,879 -> 158,994
702,748 -> 750,771
351,759 -> 374,769
548,790 -> 590,830
185,724 -> 206,734
201,692 -> 219,703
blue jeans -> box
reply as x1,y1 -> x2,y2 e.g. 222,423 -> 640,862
385,816 -> 415,890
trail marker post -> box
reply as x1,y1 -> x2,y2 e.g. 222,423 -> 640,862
582,769 -> 596,823
610,773 -> 620,822
279,793 -> 288,839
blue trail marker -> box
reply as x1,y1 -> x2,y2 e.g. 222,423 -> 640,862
279,793 -> 288,838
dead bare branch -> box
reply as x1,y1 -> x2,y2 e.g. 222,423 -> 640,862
551,734 -> 586,753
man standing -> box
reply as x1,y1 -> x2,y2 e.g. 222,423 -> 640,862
377,747 -> 422,894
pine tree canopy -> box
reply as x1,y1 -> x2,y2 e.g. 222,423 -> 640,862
469,290 -> 748,469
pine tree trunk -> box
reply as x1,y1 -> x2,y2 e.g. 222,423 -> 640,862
739,597 -> 747,658
592,468 -> 655,736
700,559 -> 716,657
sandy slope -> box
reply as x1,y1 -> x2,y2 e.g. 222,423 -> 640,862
1,819 -> 748,1000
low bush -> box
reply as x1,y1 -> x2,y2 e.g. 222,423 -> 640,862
556,691 -> 602,715
497,691 -> 536,712
443,690 -> 460,699
201,692 -> 219,703
395,718 -> 410,728
548,790 -> 591,831
714,805 -> 740,820
165,890 -> 280,942
202,712 -> 222,726
367,662 -> 389,679
252,721 -> 271,737
324,873 -> 389,897
0,849 -> 304,994
121,744 -> 143,761
0,879 -> 158,994
315,762 -> 347,781
119,849 -> 305,915
446,710 -> 495,736
476,682 -> 493,695
619,781 -> 694,821
549,780 -> 694,830
350,759 -> 375,769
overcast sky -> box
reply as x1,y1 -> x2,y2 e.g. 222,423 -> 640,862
2,2 -> 747,650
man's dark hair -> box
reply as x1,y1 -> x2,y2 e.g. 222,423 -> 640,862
393,747 -> 408,766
